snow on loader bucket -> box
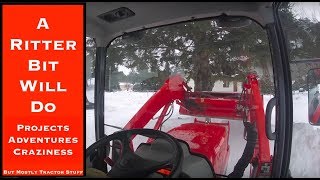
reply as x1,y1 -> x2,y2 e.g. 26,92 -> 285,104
120,73 -> 272,178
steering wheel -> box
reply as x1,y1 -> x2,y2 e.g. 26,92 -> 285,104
86,129 -> 183,178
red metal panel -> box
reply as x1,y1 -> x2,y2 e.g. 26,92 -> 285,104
167,122 -> 229,175
179,96 -> 242,120
179,91 -> 243,120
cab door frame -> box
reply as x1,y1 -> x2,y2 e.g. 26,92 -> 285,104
263,2 -> 293,178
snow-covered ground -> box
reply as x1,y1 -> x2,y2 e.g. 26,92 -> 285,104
86,90 -> 320,177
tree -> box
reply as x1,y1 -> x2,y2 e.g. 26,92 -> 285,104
106,18 -> 274,92
279,2 -> 320,91
86,37 -> 96,84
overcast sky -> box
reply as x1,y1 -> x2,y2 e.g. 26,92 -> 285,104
292,2 -> 320,22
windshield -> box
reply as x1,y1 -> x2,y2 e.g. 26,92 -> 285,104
88,18 -> 276,177
104,18 -> 274,126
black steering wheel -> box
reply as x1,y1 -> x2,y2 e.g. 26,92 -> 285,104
86,129 -> 183,178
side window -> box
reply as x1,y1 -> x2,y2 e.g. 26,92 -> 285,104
279,2 -> 320,177
86,37 -> 96,147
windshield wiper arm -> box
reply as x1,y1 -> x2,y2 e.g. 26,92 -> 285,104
104,124 -> 123,130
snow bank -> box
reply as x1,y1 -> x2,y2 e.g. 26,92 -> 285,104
290,123 -> 320,177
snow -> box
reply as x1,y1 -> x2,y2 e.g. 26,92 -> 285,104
290,123 -> 320,177
86,90 -> 320,177
87,78 -> 95,87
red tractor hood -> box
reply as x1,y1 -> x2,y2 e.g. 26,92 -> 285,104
168,121 -> 230,175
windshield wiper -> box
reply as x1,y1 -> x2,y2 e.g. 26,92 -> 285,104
104,124 -> 123,130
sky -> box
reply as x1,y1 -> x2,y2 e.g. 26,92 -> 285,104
291,2 -> 320,22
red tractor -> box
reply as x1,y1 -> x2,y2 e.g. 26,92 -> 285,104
86,74 -> 273,178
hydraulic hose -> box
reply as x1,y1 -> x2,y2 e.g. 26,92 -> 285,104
228,122 -> 257,178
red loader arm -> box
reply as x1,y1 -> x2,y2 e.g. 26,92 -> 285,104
123,74 -> 188,130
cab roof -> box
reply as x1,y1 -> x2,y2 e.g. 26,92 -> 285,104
86,2 -> 274,46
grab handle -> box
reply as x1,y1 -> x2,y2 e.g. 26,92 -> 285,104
265,97 -> 276,140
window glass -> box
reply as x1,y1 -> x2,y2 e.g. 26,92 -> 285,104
86,37 -> 96,148
105,18 -> 275,177
279,2 -> 320,177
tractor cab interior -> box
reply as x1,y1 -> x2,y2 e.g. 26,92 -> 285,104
85,2 -> 320,178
